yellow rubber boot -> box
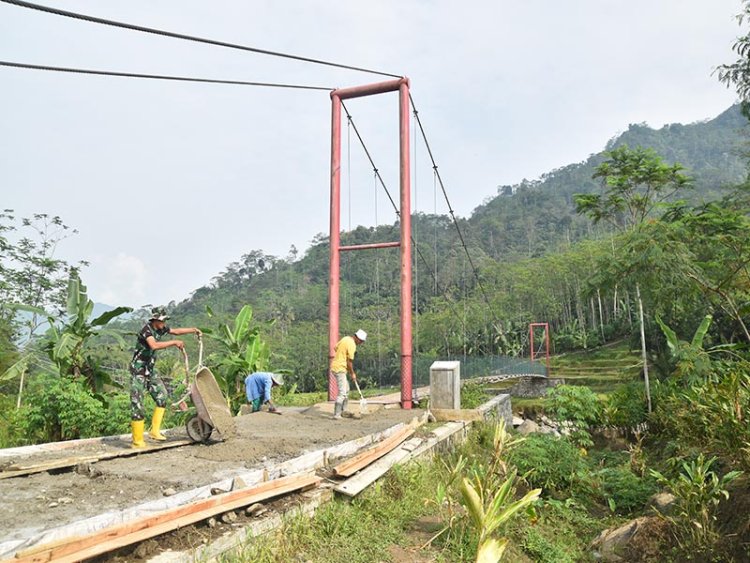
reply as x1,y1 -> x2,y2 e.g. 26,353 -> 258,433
131,420 -> 145,448
148,407 -> 167,441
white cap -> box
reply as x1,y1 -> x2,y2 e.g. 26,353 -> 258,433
355,329 -> 367,342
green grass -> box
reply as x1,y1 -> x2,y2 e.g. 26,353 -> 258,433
230,462 -> 440,562
508,499 -> 614,562
227,420 -> 617,563
460,382 -> 491,409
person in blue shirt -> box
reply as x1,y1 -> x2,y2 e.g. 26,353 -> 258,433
245,372 -> 284,413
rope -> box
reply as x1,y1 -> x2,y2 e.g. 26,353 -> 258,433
410,93 -> 504,328
0,60 -> 333,90
1,0 -> 401,78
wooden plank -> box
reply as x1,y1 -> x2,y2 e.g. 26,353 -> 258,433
332,426 -> 414,477
335,437 -> 422,497
0,433 -> 131,459
12,473 -> 320,563
0,439 -> 191,480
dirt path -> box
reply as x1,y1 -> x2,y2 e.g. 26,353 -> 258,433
0,406 -> 420,547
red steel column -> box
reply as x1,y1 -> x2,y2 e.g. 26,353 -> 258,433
399,81 -> 413,409
328,93 -> 342,401
530,325 -> 535,363
545,323 -> 551,376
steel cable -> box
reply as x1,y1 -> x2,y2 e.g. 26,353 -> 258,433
409,93 -> 505,328
1,0 -> 401,78
0,60 -> 333,90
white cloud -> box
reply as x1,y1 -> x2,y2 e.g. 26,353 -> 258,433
97,253 -> 148,307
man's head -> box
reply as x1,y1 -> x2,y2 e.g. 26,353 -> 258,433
354,329 -> 367,344
270,373 -> 284,387
149,307 -> 170,330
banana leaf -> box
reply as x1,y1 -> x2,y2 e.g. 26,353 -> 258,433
91,306 -> 133,326
0,355 -> 30,382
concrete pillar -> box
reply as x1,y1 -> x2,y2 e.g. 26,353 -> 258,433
430,361 -> 461,409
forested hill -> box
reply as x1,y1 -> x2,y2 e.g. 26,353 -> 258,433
470,104 -> 748,260
169,103 -> 749,385
173,106 -> 747,321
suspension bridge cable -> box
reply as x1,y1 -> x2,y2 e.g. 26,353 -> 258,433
339,101 -> 465,323
0,0 -> 401,79
0,60 -> 334,90
409,93 -> 504,326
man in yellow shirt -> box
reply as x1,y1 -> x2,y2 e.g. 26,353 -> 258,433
330,329 -> 367,419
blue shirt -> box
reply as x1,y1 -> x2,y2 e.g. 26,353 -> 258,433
245,372 -> 274,403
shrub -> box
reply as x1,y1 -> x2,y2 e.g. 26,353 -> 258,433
547,385 -> 601,448
0,397 -> 35,447
461,382 -> 490,409
651,454 -> 743,552
25,375 -> 108,441
508,434 -> 586,494
593,466 -> 656,515
521,527 -> 577,563
604,382 -> 647,428
102,392 -> 132,436
652,364 -> 750,470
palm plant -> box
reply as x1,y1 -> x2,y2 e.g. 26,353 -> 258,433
203,305 -> 270,410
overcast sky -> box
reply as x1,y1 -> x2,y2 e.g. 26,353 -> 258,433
0,0 -> 742,308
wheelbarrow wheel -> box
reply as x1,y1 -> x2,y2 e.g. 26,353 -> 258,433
186,415 -> 213,443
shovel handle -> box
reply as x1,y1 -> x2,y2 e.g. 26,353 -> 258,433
353,378 -> 365,400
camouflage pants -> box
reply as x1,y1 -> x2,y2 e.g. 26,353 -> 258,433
130,360 -> 168,421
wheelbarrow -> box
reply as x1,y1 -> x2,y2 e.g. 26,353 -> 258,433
174,336 -> 236,443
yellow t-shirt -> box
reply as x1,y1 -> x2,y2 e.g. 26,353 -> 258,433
330,335 -> 356,373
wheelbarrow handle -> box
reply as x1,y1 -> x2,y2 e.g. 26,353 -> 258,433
181,347 -> 190,388
196,333 -> 204,368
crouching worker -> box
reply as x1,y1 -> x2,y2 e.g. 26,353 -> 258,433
245,372 -> 284,413
130,307 -> 201,447
330,329 -> 366,420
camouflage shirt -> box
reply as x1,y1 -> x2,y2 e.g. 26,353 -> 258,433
131,322 -> 171,365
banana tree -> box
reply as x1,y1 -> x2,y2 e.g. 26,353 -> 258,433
47,276 -> 132,391
655,314 -> 731,385
1,274 -> 132,401
203,305 -> 270,410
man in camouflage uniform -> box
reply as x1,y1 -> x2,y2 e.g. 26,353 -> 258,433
130,307 -> 201,448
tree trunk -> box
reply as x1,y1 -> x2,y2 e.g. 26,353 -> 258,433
596,288 -> 605,344
16,369 -> 25,409
636,283 -> 652,413
613,284 -> 619,318
626,290 -> 633,328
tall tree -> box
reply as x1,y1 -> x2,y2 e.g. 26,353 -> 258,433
717,0 -> 750,115
575,146 -> 692,412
